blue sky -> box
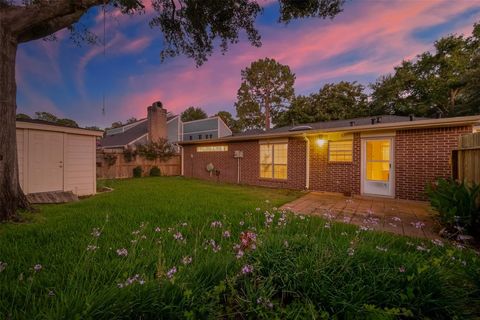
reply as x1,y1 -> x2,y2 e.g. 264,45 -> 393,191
16,0 -> 480,128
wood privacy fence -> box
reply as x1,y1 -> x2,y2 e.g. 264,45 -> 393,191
452,132 -> 480,184
96,149 -> 181,179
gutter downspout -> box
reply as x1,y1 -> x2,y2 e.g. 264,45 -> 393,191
303,134 -> 310,190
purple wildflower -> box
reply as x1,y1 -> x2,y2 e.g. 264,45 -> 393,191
411,221 -> 426,229
223,230 -> 231,238
154,227 -> 162,232
91,228 -> 101,238
166,266 -> 177,279
241,264 -> 253,275
211,221 -> 223,228
173,231 -> 184,241
375,246 -> 388,252
182,256 -> 192,265
398,266 -> 406,273
86,245 -> 99,251
33,264 -> 42,272
236,250 -> 244,259
116,248 -> 128,257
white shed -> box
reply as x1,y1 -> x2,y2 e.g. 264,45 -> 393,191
16,120 -> 103,196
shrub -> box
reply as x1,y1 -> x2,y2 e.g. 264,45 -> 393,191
133,166 -> 143,178
136,138 -> 176,161
149,166 -> 161,177
426,178 -> 480,238
123,147 -> 136,162
103,153 -> 117,167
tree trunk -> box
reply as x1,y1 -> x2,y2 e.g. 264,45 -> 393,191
265,97 -> 271,130
0,28 -> 31,221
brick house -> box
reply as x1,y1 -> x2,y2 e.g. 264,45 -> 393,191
179,115 -> 480,201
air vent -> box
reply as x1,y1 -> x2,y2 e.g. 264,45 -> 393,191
289,125 -> 313,132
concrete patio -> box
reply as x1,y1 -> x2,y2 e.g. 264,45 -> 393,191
281,192 -> 440,239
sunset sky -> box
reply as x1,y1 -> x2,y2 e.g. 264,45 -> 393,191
16,0 -> 480,128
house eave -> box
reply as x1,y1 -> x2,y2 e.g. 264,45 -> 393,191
178,115 -> 480,145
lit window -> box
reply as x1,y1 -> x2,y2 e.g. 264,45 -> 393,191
366,140 -> 390,181
260,143 -> 287,179
328,140 -> 353,162
197,146 -> 228,152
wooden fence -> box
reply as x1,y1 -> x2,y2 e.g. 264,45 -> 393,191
452,132 -> 480,184
97,148 -> 181,179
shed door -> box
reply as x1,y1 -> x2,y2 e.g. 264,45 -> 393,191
28,131 -> 64,193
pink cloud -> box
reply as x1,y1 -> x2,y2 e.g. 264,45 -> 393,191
108,0 -> 479,120
15,0 -> 480,126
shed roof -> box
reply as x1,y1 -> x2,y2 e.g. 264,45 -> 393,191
16,119 -> 104,137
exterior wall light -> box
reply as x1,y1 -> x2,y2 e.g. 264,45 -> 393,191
316,139 -> 326,147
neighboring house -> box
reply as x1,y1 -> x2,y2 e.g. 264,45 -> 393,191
179,114 -> 480,201
99,101 -> 232,150
16,119 -> 103,196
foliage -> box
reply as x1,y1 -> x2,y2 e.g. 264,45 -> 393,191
215,111 -> 239,133
110,121 -> 123,128
0,178 -> 478,319
276,81 -> 369,127
370,23 -> 480,117
278,0 -> 345,23
132,166 -> 142,178
103,153 -> 117,167
149,166 -> 161,177
236,57 -> 296,130
126,117 -> 138,124
56,118 -> 79,128
136,138 -> 176,161
34,111 -> 79,128
123,147 -> 136,163
84,126 -> 101,131
181,106 -> 208,122
427,178 -> 480,238
15,113 -> 31,120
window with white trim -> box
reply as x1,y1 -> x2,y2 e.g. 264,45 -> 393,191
260,143 -> 287,179
197,146 -> 228,152
328,140 -> 353,162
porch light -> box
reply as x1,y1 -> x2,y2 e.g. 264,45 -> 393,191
316,139 -> 326,147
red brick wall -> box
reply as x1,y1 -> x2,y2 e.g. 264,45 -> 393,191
182,126 -> 471,200
308,133 -> 361,196
395,126 -> 471,200
182,138 -> 307,189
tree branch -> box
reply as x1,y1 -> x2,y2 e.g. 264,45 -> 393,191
1,0 -> 104,39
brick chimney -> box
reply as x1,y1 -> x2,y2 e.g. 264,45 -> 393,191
147,101 -> 167,142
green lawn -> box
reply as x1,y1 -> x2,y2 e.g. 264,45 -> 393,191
0,177 -> 479,319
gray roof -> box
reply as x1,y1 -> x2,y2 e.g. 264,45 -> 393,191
234,115 -> 425,137
99,121 -> 148,148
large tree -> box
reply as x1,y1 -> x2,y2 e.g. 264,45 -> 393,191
0,0 -> 344,221
181,106 -> 208,122
370,23 -> 480,117
277,81 -> 369,127
236,57 -> 295,130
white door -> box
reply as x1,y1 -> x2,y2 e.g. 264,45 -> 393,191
28,131 -> 64,193
361,138 -> 394,197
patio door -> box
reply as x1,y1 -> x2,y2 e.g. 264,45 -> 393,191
361,138 -> 394,197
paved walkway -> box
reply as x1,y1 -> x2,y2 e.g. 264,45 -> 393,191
281,192 -> 440,239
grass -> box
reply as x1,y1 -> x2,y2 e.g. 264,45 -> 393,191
0,177 -> 479,319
